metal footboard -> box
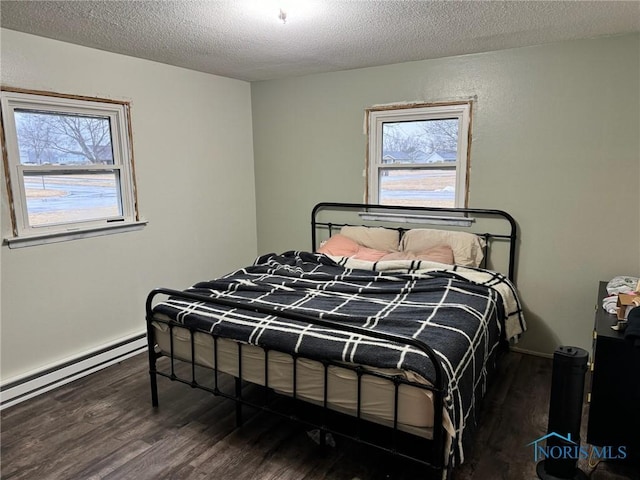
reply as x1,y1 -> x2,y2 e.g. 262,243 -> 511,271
146,287 -> 449,478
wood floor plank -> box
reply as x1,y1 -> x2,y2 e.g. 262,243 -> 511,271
2,352 -> 637,480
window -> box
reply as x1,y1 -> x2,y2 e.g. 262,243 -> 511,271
1,89 -> 142,246
366,102 -> 471,208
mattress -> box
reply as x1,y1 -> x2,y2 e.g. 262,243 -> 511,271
152,319 -> 456,440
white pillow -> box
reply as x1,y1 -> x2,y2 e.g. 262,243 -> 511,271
400,229 -> 485,267
340,226 -> 400,252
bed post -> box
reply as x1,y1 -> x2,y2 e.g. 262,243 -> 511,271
145,290 -> 160,407
235,377 -> 243,426
146,321 -> 159,407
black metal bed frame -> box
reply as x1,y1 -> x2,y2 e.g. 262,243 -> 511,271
145,202 -> 518,479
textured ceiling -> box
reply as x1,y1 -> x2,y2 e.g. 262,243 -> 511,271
1,1 -> 639,82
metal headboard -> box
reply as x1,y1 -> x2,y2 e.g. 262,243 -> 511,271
311,202 -> 518,282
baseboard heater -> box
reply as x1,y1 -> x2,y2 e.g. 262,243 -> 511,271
0,332 -> 147,410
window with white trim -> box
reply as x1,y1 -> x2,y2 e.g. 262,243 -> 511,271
366,102 -> 471,208
1,89 -> 141,244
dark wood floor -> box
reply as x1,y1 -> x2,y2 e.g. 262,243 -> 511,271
1,352 -> 637,480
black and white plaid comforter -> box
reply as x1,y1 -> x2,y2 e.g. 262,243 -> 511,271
153,251 -> 525,464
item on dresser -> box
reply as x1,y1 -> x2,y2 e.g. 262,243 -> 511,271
602,276 -> 640,315
616,293 -> 640,320
606,276 -> 640,295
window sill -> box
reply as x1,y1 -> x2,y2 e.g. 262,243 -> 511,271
359,212 -> 475,226
4,220 -> 148,249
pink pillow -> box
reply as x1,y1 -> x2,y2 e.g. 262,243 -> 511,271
317,234 -> 359,257
379,251 -> 412,262
317,234 -> 388,262
352,246 -> 388,262
415,245 -> 455,264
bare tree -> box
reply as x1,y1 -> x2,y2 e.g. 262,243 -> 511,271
417,119 -> 458,153
15,112 -> 54,164
383,123 -> 429,161
46,114 -> 113,164
383,119 -> 459,161
15,112 -> 114,165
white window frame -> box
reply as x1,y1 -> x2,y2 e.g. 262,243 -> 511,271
366,102 -> 472,208
1,89 -> 143,247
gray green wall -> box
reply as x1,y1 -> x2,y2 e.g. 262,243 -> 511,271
1,29 -> 258,382
251,34 -> 640,355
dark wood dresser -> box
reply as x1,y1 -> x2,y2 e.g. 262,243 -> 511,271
586,282 -> 640,454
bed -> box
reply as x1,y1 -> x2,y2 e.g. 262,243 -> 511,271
145,202 -> 525,479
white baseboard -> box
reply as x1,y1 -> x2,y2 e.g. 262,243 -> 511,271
0,332 -> 147,410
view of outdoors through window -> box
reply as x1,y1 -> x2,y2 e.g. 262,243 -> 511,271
14,110 -> 121,226
380,118 -> 458,208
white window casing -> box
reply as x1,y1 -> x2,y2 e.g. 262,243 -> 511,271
366,102 -> 471,208
1,89 -> 144,246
